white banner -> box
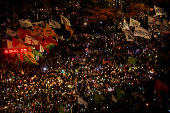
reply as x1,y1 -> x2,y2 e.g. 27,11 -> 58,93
19,19 -> 33,28
6,28 -> 16,37
154,5 -> 167,17
129,18 -> 140,27
49,19 -> 61,29
60,15 -> 71,26
134,26 -> 151,39
25,35 -> 38,45
78,95 -> 88,108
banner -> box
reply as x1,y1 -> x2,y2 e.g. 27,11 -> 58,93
154,5 -> 167,17
49,19 -> 61,29
60,15 -> 71,26
25,35 -> 39,45
19,19 -> 33,28
134,26 -> 151,39
129,18 -> 140,27
78,95 -> 88,108
6,28 -> 16,37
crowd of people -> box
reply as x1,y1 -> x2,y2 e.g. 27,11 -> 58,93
0,25 -> 170,112
0,2 -> 170,112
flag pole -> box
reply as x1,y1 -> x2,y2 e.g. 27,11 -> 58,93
121,0 -> 123,21
121,0 -> 123,29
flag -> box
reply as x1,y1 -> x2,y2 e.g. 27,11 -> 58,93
22,53 -> 34,64
19,19 -> 33,28
33,50 -> 44,58
122,19 -> 129,31
6,28 -> 16,37
7,40 -> 13,48
25,35 -> 39,45
33,26 -> 43,38
94,92 -> 107,104
60,15 -> 71,26
78,95 -> 88,108
154,5 -> 167,17
59,104 -> 68,113
156,79 -> 169,92
29,30 -> 43,44
124,30 -> 134,41
116,87 -> 132,102
42,40 -> 55,53
43,35 -> 58,46
134,26 -> 151,39
24,52 -> 38,65
129,18 -> 140,27
111,94 -> 117,103
128,56 -> 138,64
17,28 -> 27,39
49,19 -> 61,29
39,44 -> 44,53
65,23 -> 73,36
12,38 -> 18,47
43,27 -> 58,38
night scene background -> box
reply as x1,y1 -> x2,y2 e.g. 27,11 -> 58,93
0,0 -> 170,113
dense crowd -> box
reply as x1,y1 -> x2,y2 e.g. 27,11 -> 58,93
0,25 -> 170,113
